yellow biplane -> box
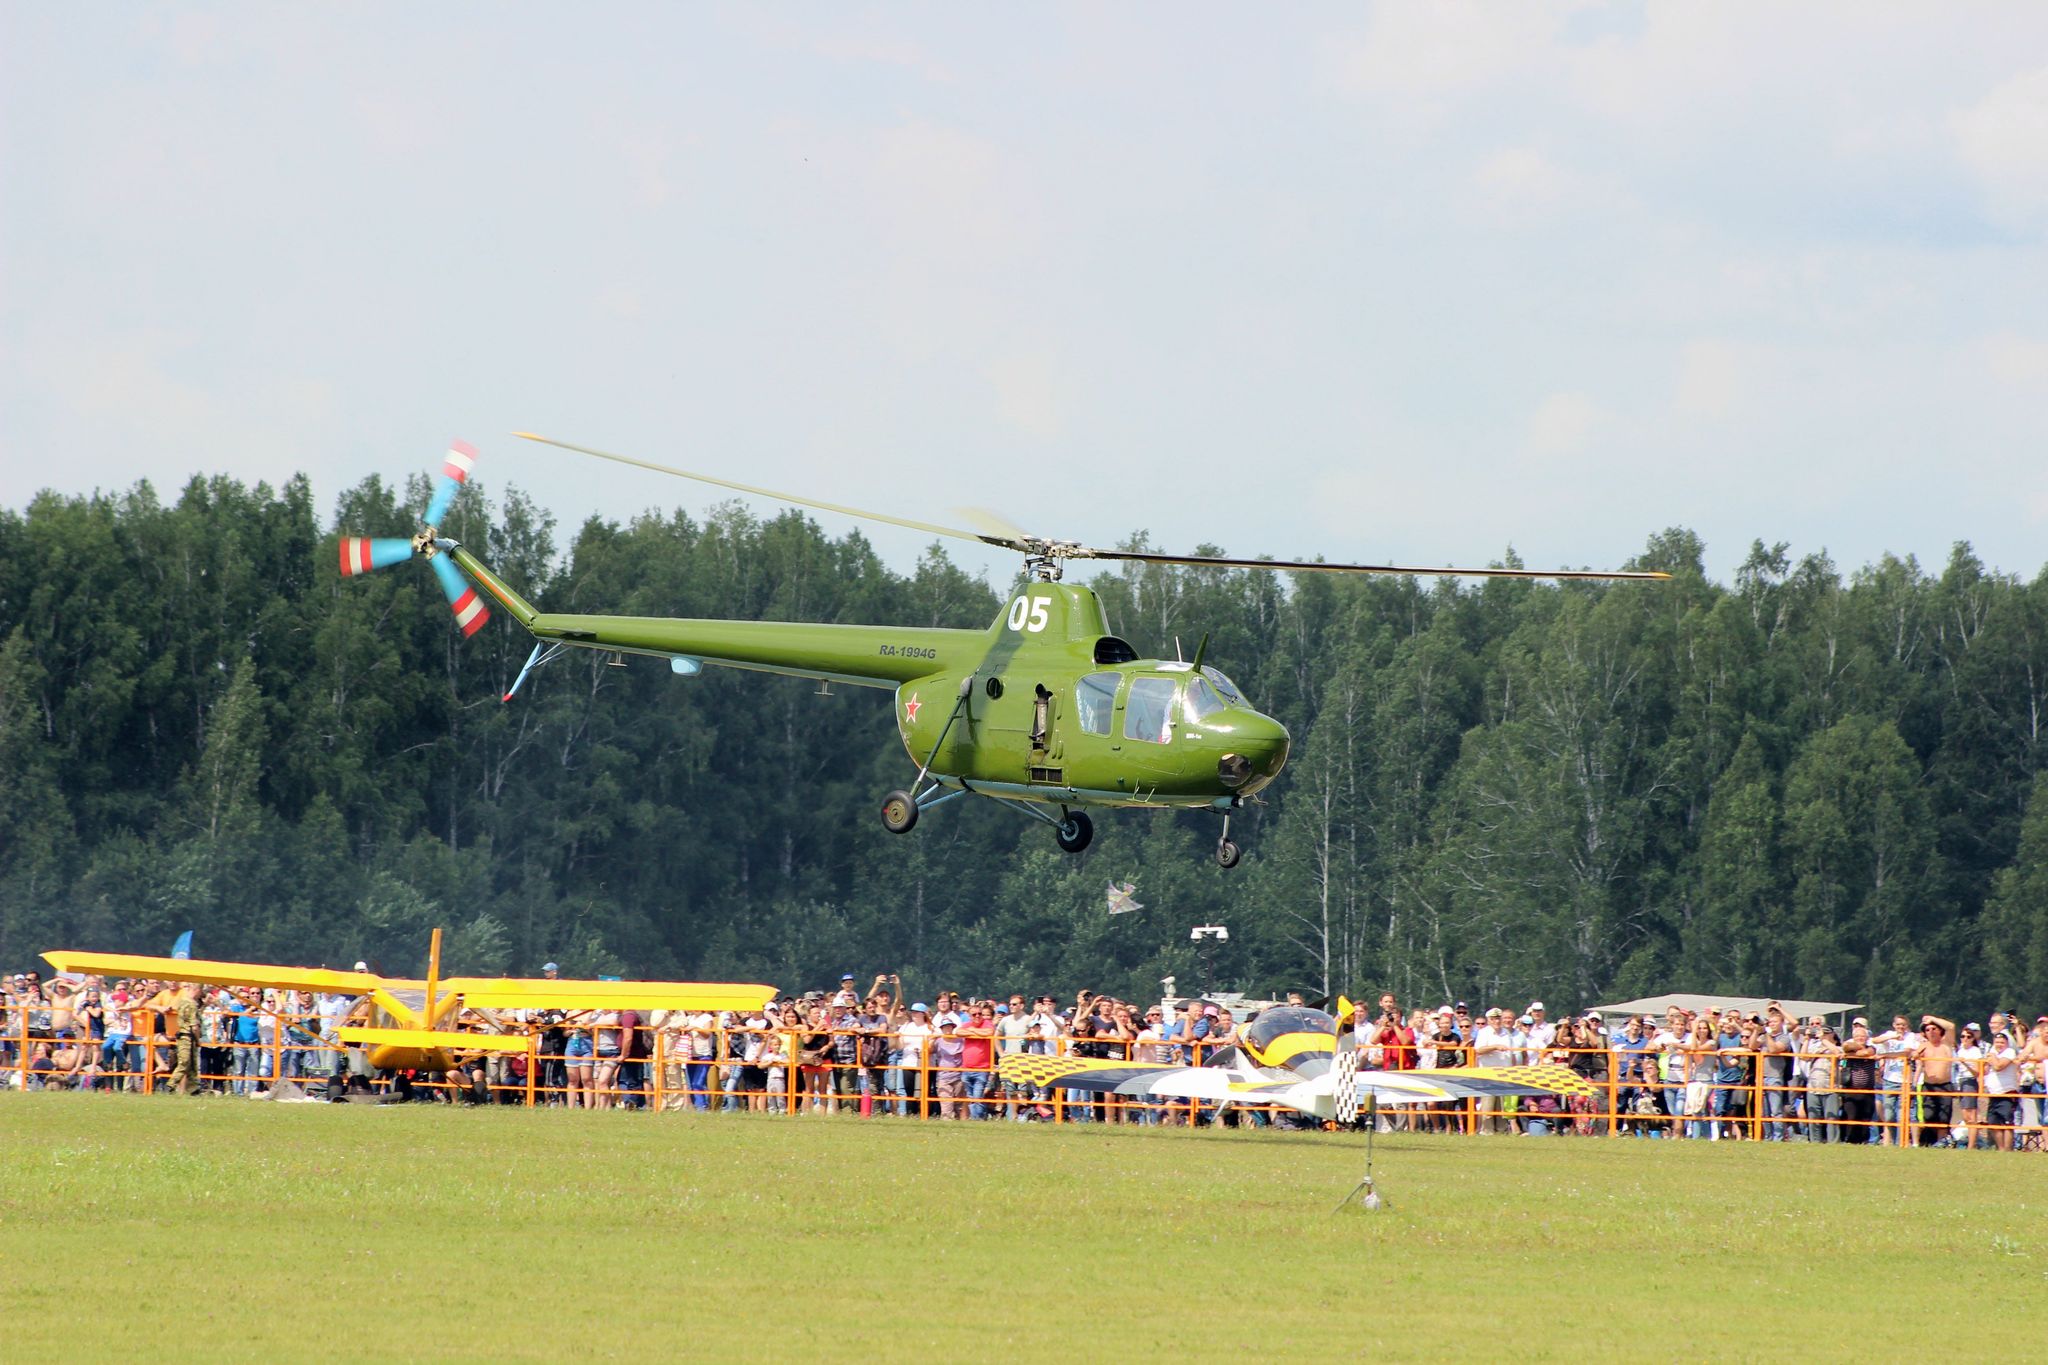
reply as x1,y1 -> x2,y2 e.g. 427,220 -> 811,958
43,929 -> 775,1075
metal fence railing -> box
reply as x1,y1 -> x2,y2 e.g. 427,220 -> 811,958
5,1006 -> 2042,1148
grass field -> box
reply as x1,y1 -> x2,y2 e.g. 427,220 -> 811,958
4,1094 -> 2041,1360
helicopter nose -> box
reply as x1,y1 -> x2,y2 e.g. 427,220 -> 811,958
1220,713 -> 1290,789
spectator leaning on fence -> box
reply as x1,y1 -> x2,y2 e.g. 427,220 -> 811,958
1837,1019 -> 1880,1141
1981,1025 -> 2022,1150
1911,1016 -> 1956,1146
1758,1007 -> 1794,1140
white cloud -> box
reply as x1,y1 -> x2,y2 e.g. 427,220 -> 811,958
1979,332 -> 2048,388
1319,2 -> 1562,109
982,352 -> 1067,441
1952,63 -> 2048,231
1674,340 -> 1746,420
1472,148 -> 1572,210
1525,391 -> 1612,457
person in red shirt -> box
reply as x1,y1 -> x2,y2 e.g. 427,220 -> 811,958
1370,995 -> 1416,1070
959,1006 -> 997,1119
1369,997 -> 1417,1131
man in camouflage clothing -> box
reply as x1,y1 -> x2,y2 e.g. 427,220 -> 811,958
166,982 -> 202,1096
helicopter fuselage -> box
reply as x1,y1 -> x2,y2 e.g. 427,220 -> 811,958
891,582 -> 1289,810
456,553 -> 1288,813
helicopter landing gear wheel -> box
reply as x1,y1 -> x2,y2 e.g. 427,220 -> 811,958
880,790 -> 919,835
1215,838 -> 1242,869
1054,810 -> 1094,854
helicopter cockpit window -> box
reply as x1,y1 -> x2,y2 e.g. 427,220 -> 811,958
1185,676 -> 1227,722
1124,676 -> 1177,744
1200,666 -> 1243,705
1076,671 -> 1119,737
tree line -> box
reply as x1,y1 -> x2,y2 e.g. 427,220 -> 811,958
3,472 -> 2044,1020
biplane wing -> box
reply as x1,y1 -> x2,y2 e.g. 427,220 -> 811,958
438,978 -> 776,1014
40,950 -> 773,1015
43,941 -> 777,1074
335,1026 -> 533,1054
40,951 -> 380,995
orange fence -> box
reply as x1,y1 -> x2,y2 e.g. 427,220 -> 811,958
4,1006 -> 2042,1148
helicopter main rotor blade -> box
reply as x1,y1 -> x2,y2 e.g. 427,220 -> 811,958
952,505 -> 1035,545
514,432 -> 1667,582
1095,549 -> 1671,581
512,432 -> 1030,552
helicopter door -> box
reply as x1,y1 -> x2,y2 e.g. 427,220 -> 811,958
1026,683 -> 1064,784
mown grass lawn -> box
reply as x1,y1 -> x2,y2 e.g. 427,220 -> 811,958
3,1094 -> 2040,1360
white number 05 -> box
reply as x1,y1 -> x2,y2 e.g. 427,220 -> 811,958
1007,596 -> 1050,633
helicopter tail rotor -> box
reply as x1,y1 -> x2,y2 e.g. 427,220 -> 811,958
335,439 -> 492,637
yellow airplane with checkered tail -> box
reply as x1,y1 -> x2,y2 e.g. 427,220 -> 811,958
43,929 -> 775,1075
998,1001 -> 1594,1123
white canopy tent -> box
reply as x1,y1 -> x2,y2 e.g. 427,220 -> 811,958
1590,992 -> 1863,1023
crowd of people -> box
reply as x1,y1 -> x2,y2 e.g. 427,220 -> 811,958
5,965 -> 2045,1149
1352,996 -> 2047,1150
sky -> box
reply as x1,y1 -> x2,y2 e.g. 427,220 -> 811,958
4,3 -> 2047,588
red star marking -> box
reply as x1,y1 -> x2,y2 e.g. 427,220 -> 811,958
904,693 -> 922,724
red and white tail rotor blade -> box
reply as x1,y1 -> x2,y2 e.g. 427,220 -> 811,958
338,537 -> 416,577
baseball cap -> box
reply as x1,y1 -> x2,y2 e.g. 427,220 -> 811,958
994,1004 -> 1009,1014
1203,1003 -> 1219,1016
1852,1016 -> 1868,1027
1517,1014 -> 1533,1026
353,961 -> 369,972
1527,1001 -> 1545,1012
840,973 -> 855,981
542,961 -> 559,972
910,1002 -> 930,1013
938,1019 -> 957,1029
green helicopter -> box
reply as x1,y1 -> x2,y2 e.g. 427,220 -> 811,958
339,435 -> 1666,868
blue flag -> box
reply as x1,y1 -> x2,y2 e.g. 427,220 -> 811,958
171,930 -> 193,961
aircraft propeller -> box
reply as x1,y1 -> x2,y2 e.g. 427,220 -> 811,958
338,440 -> 492,636
512,432 -> 1670,583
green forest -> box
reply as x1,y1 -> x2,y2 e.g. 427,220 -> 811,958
3,470 -> 2046,1020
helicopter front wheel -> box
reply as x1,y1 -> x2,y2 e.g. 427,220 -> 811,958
880,790 -> 919,835
1054,810 -> 1094,854
1215,838 -> 1242,869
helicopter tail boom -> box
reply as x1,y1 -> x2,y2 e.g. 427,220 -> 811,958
450,543 -> 980,689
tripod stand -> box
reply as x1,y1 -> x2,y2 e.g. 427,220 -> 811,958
1334,1095 -> 1385,1212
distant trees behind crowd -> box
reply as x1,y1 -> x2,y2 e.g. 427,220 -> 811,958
3,471 -> 2045,1020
